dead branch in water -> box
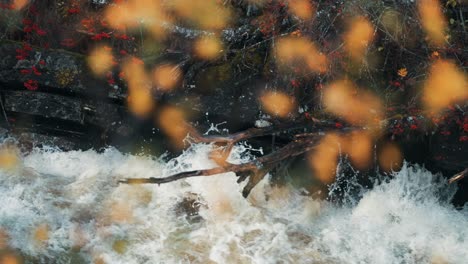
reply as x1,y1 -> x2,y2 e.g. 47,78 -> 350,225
448,168 -> 468,184
120,132 -> 321,197
119,112 -> 466,198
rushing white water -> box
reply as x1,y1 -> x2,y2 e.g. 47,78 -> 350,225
0,142 -> 467,264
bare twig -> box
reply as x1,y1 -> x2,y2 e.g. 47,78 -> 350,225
119,135 -> 319,197
0,92 -> 10,129
448,168 -> 468,184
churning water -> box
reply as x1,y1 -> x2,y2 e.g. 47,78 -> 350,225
0,142 -> 467,264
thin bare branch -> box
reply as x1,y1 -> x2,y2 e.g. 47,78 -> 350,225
120,135 -> 319,197
448,168 -> 468,184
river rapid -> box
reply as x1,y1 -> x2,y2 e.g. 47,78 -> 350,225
0,142 -> 467,264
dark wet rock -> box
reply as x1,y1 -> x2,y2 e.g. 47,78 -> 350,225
174,192 -> 205,223
0,41 -> 125,99
4,91 -> 82,122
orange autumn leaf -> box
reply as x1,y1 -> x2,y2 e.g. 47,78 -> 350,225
418,0 -> 447,46
397,68 -> 408,77
259,91 -> 296,118
430,51 -> 440,60
422,60 -> 468,113
344,17 -> 375,60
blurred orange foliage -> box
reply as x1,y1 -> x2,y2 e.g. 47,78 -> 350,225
105,0 -> 168,37
153,64 -> 182,91
193,36 -> 223,60
308,133 -> 343,184
170,0 -> 232,30
323,80 -> 383,127
33,224 -> 49,245
274,36 -> 327,73
0,147 -> 19,170
259,91 -> 296,118
122,58 -> 155,117
0,253 -> 20,264
287,0 -> 315,20
345,131 -> 373,170
87,46 -> 114,76
422,60 -> 468,114
309,131 -> 374,183
157,106 -> 190,149
344,17 -> 374,60
378,142 -> 403,172
418,0 -> 447,46
13,0 -> 28,10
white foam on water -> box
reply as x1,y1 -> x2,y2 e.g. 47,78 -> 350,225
0,143 -> 467,263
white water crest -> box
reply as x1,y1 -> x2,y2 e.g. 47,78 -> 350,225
0,142 -> 467,264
